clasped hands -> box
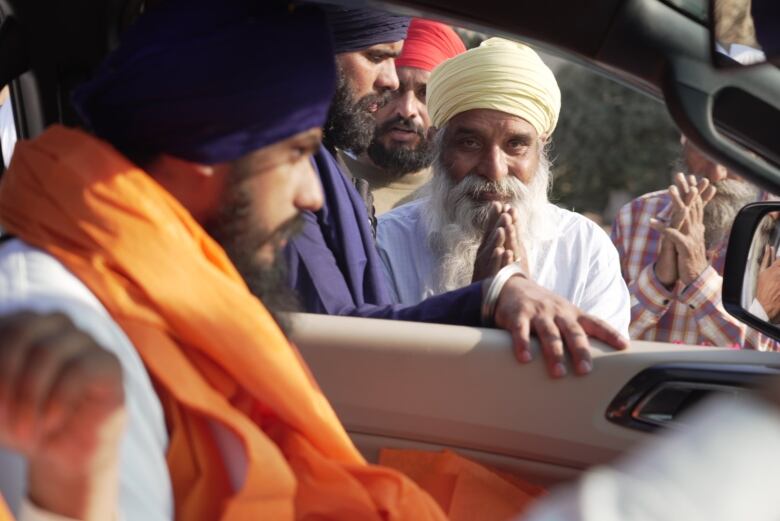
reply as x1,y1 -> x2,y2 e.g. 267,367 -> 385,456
651,173 -> 716,289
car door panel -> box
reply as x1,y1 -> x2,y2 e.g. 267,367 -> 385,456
290,313 -> 780,484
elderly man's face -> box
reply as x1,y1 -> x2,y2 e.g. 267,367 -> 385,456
439,109 -> 542,202
682,138 -> 742,184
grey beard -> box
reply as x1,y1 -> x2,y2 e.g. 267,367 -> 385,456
703,179 -> 760,250
423,145 -> 552,293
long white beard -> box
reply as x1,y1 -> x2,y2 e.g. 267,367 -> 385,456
423,152 -> 553,294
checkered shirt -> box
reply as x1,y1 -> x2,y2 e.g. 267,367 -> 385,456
611,190 -> 779,350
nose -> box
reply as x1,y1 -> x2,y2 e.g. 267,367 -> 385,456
375,58 -> 400,92
703,160 -> 728,183
477,145 -> 508,182
396,90 -> 420,121
295,161 -> 324,212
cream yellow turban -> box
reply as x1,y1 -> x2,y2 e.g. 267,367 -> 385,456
427,37 -> 561,137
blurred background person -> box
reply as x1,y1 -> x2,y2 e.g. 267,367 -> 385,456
611,136 -> 778,350
339,19 -> 466,215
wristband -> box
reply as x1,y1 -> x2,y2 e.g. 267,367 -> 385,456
481,262 -> 527,326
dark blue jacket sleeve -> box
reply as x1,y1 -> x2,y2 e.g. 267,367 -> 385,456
286,210 -> 483,326
285,146 -> 483,327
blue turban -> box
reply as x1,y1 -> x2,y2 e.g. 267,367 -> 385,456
72,0 -> 336,164
314,4 -> 410,53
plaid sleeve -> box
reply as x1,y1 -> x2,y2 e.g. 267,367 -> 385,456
628,264 -> 674,338
676,267 -> 780,351
678,266 -> 741,347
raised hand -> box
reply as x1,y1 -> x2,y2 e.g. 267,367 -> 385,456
0,312 -> 125,520
757,246 -> 780,323
652,173 -> 716,287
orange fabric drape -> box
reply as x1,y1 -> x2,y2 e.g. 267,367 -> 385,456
380,449 -> 545,521
0,495 -> 13,521
0,126 -> 540,520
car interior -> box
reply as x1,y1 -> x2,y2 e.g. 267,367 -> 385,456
1,0 -> 779,490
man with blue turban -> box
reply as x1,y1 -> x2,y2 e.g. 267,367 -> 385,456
285,8 -> 628,380
0,1 -> 457,519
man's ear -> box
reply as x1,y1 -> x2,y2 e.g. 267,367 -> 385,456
427,126 -> 439,142
150,153 -> 226,181
148,154 -> 231,223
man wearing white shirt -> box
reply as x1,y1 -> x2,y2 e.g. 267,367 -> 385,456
377,38 -> 630,338
0,240 -> 174,521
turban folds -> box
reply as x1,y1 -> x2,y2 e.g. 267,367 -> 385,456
316,4 -> 410,53
427,38 -> 561,137
72,0 -> 336,164
395,19 -> 466,72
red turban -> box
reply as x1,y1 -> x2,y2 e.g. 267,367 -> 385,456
395,19 -> 466,72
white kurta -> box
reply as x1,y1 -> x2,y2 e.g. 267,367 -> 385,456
522,394 -> 780,521
0,239 -> 173,520
377,199 -> 631,336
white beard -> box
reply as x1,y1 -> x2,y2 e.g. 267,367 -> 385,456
703,179 -> 760,250
422,150 -> 553,294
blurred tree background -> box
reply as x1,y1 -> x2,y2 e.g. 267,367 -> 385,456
549,62 -> 681,222
454,29 -> 682,224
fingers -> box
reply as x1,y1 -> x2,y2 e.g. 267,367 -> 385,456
650,219 -> 688,250
532,316 -> 567,378
554,316 -> 593,375
668,185 -> 687,229
761,245 -> 772,271
499,211 -> 521,258
509,314 -> 532,364
669,184 -> 686,210
484,201 -> 503,232
698,178 -> 716,206
579,315 -> 630,351
675,172 -> 690,196
501,249 -> 514,267
41,348 -> 124,437
688,174 -> 698,192
688,185 -> 702,224
6,331 -> 86,445
0,313 -> 73,428
496,279 -> 627,379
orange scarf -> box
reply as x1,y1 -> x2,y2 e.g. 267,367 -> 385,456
0,496 -> 11,521
0,126 -> 539,520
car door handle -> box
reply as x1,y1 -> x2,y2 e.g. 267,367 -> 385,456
606,363 -> 780,432
630,381 -> 744,428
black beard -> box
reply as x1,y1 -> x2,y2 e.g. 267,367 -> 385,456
203,180 -> 302,335
228,239 -> 302,336
324,69 -> 390,154
367,116 -> 434,176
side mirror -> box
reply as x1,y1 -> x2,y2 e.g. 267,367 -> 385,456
723,201 -> 780,340
711,0 -> 779,68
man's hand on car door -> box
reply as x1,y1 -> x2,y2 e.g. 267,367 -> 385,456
493,277 -> 629,378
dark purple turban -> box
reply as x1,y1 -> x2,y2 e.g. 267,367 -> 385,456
72,0 -> 336,164
314,3 -> 410,53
